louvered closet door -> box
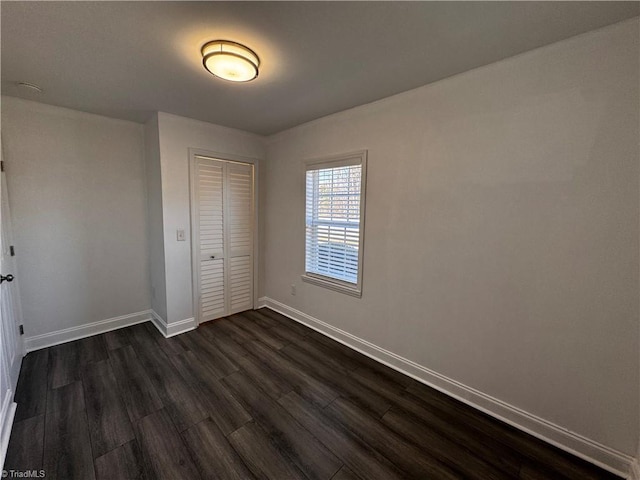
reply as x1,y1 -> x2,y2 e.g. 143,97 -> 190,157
193,156 -> 254,323
195,158 -> 226,322
227,162 -> 254,314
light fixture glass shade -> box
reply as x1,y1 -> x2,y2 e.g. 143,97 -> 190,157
201,40 -> 260,82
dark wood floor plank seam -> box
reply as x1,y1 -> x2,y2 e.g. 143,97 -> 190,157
242,309 -> 279,329
201,325 -> 252,361
244,339 -> 340,408
324,396 -> 463,480
268,321 -> 307,345
13,348 -> 49,421
94,439 -> 147,480
279,391 -> 406,480
330,466 -> 361,480
44,381 -> 96,480
103,326 -> 133,352
108,343 -> 165,423
181,417 -> 256,480
236,350 -> 295,400
76,334 -> 109,366
143,322 -> 187,357
80,379 -> 99,476
280,342 -> 391,418
3,414 -> 45,473
223,370 -> 343,480
135,408 -> 203,480
202,326 -> 296,401
81,359 -> 136,459
215,317 -> 258,344
293,338 -> 354,376
168,350 -> 253,436
256,308 -> 312,337
228,421 -> 308,480
128,324 -> 209,432
230,312 -> 290,350
298,332 -> 364,372
47,341 -> 80,390
177,329 -> 239,378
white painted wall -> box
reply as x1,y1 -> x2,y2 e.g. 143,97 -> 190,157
263,19 -> 639,456
1,97 -> 151,338
155,112 -> 265,325
144,113 -> 167,322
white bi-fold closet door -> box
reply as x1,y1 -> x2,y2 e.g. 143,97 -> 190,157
191,154 -> 254,323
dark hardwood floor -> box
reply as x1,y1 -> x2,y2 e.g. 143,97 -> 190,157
5,308 -> 620,480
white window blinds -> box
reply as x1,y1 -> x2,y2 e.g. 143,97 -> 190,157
304,151 -> 366,296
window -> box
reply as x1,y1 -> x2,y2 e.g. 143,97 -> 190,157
303,150 -> 367,297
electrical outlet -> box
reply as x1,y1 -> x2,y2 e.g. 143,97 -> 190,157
291,284 -> 296,296
177,229 -> 186,241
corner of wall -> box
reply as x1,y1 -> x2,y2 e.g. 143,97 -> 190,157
149,310 -> 196,338
628,459 -> 640,480
143,113 -> 168,321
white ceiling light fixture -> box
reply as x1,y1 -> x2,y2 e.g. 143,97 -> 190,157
201,40 -> 260,83
16,82 -> 43,93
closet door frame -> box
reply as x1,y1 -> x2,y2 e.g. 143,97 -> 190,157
189,148 -> 259,325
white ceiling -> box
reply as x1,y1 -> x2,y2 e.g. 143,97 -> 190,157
2,2 -> 638,135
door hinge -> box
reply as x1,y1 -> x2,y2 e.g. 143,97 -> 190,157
9,245 -> 15,256
19,325 -> 24,335
1,161 -> 4,172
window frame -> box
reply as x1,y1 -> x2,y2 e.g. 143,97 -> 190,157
302,150 -> 367,298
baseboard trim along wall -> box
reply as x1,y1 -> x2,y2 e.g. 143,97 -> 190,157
629,461 -> 640,480
258,296 -> 634,478
24,310 -> 153,352
23,309 -> 198,351
149,310 -> 196,338
0,389 -> 17,471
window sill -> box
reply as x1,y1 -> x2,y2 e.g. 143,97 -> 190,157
301,274 -> 362,298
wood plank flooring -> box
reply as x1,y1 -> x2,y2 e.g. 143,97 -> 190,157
4,308 -> 621,480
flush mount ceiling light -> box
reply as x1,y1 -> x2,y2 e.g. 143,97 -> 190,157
16,82 -> 42,93
201,40 -> 260,82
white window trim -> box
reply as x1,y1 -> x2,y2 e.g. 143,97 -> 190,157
302,150 -> 367,298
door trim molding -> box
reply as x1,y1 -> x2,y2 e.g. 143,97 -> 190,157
258,296 -> 634,478
188,148 -> 259,325
0,390 -> 17,471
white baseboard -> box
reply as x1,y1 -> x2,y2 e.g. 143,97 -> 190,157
0,390 -> 17,471
149,310 -> 196,338
24,310 -> 153,352
258,296 -> 634,478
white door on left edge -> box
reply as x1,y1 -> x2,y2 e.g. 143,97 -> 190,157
191,155 -> 254,324
0,144 -> 24,468
0,158 -> 23,389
